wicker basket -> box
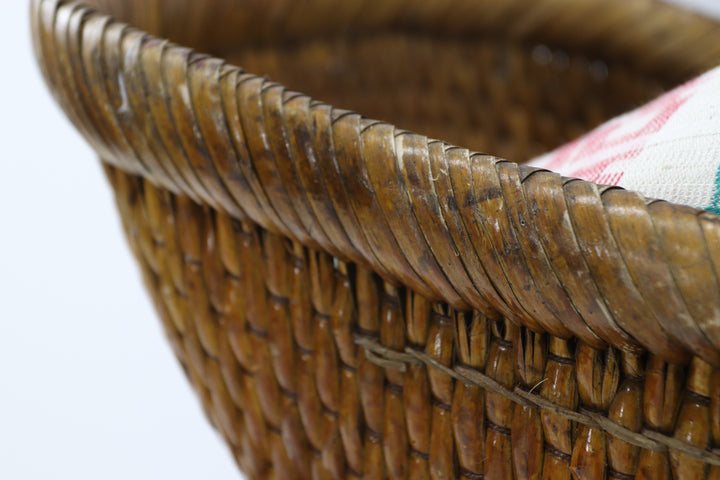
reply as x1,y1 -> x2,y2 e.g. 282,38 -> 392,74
32,0 -> 720,478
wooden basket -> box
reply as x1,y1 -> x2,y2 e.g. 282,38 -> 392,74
31,0 -> 720,478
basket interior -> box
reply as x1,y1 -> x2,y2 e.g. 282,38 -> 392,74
85,0 -> 681,160
223,36 -> 666,160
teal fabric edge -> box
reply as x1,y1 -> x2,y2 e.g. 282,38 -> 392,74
708,162 -> 720,216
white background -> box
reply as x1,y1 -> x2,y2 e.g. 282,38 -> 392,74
2,1 -> 719,479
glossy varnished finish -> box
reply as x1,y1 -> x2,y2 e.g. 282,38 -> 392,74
108,167 -> 720,479
32,0 -> 720,478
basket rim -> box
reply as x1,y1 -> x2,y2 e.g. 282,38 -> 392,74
31,0 -> 720,367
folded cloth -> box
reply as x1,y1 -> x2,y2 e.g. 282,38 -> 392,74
527,66 -> 720,215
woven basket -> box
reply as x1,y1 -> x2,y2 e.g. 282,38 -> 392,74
32,0 -> 720,478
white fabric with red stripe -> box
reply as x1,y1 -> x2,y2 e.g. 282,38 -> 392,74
528,67 -> 720,215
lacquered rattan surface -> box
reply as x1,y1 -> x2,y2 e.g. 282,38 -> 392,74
32,0 -> 720,478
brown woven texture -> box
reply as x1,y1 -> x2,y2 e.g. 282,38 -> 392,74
32,0 -> 720,478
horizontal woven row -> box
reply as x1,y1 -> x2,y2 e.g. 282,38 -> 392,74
357,335 -> 720,465
110,166 -> 720,479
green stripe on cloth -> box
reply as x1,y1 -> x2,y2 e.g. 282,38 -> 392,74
708,162 -> 720,215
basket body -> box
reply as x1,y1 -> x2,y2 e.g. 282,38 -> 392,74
32,0 -> 720,478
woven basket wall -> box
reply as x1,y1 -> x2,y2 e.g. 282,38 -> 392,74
32,0 -> 720,478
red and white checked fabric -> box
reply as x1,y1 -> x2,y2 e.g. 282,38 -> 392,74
528,67 -> 720,215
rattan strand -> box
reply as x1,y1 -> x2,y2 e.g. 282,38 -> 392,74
357,334 -> 720,464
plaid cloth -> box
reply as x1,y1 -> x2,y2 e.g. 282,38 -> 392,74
528,66 -> 720,215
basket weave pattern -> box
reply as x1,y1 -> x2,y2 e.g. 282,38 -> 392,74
32,0 -> 720,478
111,167 -> 720,479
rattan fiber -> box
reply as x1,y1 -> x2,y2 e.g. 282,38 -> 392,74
32,0 -> 720,478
